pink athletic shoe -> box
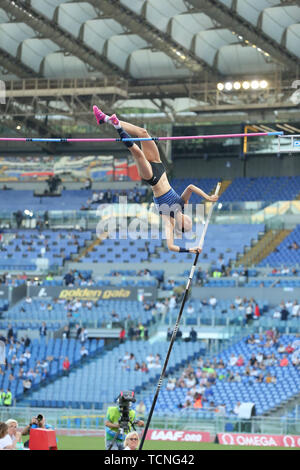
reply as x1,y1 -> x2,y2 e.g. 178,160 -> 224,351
108,114 -> 120,127
93,105 -> 107,125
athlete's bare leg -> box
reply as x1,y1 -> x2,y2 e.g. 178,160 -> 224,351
118,120 -> 161,163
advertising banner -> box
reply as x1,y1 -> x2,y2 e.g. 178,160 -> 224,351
11,284 -> 27,306
0,286 -> 9,299
146,429 -> 211,443
28,285 -> 157,302
217,432 -> 300,448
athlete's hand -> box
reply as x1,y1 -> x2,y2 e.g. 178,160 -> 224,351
207,195 -> 219,202
189,247 -> 202,254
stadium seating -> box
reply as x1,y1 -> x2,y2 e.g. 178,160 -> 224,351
0,337 -> 104,401
0,230 -> 92,270
0,188 -> 148,212
219,176 -> 300,202
1,298 -> 154,328
142,333 -> 300,417
259,225 -> 300,267
21,340 -> 205,408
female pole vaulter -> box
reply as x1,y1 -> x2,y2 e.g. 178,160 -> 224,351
93,106 -> 219,254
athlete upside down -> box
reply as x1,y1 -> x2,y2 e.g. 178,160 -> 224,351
93,106 -> 219,253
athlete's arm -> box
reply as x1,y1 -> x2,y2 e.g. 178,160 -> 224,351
163,216 -> 201,254
181,184 -> 218,202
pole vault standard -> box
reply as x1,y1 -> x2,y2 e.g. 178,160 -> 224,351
138,182 -> 222,451
0,131 -> 283,143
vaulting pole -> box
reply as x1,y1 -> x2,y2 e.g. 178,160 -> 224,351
138,182 -> 221,450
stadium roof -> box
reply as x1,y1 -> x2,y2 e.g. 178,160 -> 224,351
0,0 -> 299,144
0,0 -> 299,81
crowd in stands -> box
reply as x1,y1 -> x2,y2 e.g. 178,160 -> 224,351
0,319 -> 96,406
166,331 -> 300,415
119,351 -> 162,373
80,186 -> 148,210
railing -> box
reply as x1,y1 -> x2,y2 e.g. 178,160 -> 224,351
0,200 -> 300,229
1,406 -> 299,436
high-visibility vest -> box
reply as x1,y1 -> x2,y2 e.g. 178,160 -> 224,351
0,391 -> 6,405
4,391 -> 12,406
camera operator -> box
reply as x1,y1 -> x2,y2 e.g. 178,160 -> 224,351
21,414 -> 53,448
105,391 -> 144,450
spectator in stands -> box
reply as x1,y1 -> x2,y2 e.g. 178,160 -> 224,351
265,374 -> 277,384
236,355 -> 244,367
288,241 -> 299,250
279,355 -> 289,367
14,210 -> 23,229
196,267 -> 204,286
79,327 -> 88,344
229,353 -> 238,367
233,372 -> 242,383
176,328 -> 183,341
146,353 -> 154,365
281,266 -> 290,275
84,178 -> 92,190
292,301 -> 300,317
255,373 -> 264,384
193,393 -> 203,409
62,357 -> 70,376
80,345 -> 89,360
148,356 -> 161,369
285,344 -> 295,354
7,324 -> 16,342
62,325 -> 70,340
166,378 -> 176,391
75,323 -> 82,339
22,378 -> 32,393
233,402 -> 241,416
119,327 -> 126,344
291,350 -> 300,367
140,362 -> 148,373
280,305 -> 289,321
39,322 -> 47,337
245,302 -> 254,325
135,401 -> 146,421
64,271 -> 75,286
209,295 -> 217,308
203,384 -> 214,402
189,328 -> 197,342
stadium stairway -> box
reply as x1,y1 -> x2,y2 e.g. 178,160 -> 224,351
74,235 -> 104,262
236,229 -> 291,267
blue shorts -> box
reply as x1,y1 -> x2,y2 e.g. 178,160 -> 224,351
153,188 -> 185,218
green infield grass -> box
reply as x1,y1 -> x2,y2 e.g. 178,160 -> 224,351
54,435 -> 296,451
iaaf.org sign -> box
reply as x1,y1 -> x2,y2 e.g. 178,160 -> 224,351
217,432 -> 300,448
28,285 -> 157,302
146,429 -> 211,443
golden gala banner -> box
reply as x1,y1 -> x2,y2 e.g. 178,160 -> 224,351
28,286 -> 157,302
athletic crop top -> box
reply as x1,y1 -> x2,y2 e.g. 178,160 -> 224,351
142,161 -> 166,187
